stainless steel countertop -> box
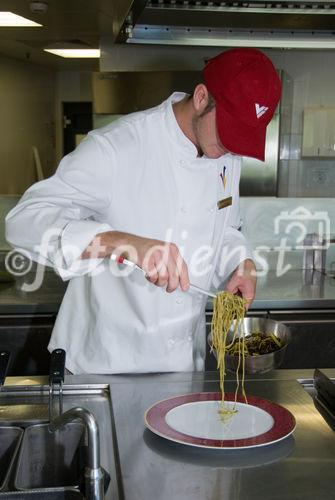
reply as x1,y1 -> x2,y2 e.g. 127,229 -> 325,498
1,268 -> 335,314
106,369 -> 335,500
5,369 -> 335,500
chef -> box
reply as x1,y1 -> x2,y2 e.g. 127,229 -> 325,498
6,48 -> 281,374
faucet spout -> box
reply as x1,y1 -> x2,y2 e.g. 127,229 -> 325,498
49,406 -> 105,499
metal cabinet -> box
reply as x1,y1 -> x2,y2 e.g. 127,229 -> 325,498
302,107 -> 335,157
268,310 -> 335,369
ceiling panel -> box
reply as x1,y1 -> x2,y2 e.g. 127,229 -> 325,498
0,0 -> 133,68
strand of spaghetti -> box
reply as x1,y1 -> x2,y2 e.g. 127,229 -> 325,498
210,291 -> 247,420
234,324 -> 242,411
241,331 -> 248,403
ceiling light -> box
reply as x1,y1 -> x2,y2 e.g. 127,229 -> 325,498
0,12 -> 42,27
44,48 -> 100,58
44,42 -> 100,58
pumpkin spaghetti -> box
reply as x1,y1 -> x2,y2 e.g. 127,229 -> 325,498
210,291 -> 247,421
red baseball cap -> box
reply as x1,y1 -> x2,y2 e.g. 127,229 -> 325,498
203,48 -> 281,161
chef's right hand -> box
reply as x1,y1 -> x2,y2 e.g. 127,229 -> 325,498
81,230 -> 190,293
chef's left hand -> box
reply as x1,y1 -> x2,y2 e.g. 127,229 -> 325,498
225,259 -> 257,310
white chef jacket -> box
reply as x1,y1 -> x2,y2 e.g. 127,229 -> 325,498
6,93 -> 253,374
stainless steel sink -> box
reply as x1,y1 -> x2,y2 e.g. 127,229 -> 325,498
0,426 -> 23,491
0,382 -> 120,500
15,422 -> 85,490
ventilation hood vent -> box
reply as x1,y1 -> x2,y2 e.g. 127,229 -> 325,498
117,0 -> 335,47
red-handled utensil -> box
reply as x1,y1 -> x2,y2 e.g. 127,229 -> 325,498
110,254 -> 216,299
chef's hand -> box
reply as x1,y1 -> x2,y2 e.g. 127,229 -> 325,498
225,259 -> 257,310
81,230 -> 190,293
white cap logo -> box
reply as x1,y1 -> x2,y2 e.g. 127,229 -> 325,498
255,103 -> 269,119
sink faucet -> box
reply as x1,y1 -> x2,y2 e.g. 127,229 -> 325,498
49,407 -> 105,500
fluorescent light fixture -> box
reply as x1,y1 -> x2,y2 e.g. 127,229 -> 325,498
0,11 -> 42,27
44,42 -> 100,58
44,48 -> 100,58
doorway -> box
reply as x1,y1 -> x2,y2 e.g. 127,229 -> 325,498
63,102 -> 92,155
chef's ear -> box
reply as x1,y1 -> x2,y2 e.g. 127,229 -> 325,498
192,84 -> 211,114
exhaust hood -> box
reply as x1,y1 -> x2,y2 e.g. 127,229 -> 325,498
100,0 -> 335,71
115,0 -> 335,49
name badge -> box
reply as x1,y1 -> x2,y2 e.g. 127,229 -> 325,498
217,196 -> 232,210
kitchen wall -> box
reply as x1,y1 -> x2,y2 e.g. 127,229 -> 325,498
264,49 -> 335,197
240,197 -> 335,272
0,60 -> 93,196
0,196 -> 19,251
0,54 -> 55,194
54,71 -> 92,163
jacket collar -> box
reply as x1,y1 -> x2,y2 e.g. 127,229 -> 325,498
163,92 -> 199,161
163,93 -> 229,171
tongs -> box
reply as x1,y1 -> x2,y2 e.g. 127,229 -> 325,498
110,254 -> 216,299
48,348 -> 66,421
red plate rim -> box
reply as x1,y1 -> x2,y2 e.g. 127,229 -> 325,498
144,392 -> 296,449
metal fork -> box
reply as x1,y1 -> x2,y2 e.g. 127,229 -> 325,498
110,254 -> 217,299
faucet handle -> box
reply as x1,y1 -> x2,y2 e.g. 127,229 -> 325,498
49,348 -> 66,421
49,348 -> 66,385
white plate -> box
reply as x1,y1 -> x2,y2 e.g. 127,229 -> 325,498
144,392 -> 296,449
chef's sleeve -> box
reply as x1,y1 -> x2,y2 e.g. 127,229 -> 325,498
211,159 -> 254,290
5,133 -> 114,280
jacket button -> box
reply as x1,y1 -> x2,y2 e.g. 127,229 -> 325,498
208,206 -> 215,213
180,206 -> 187,213
179,159 -> 186,166
176,297 -> 183,304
